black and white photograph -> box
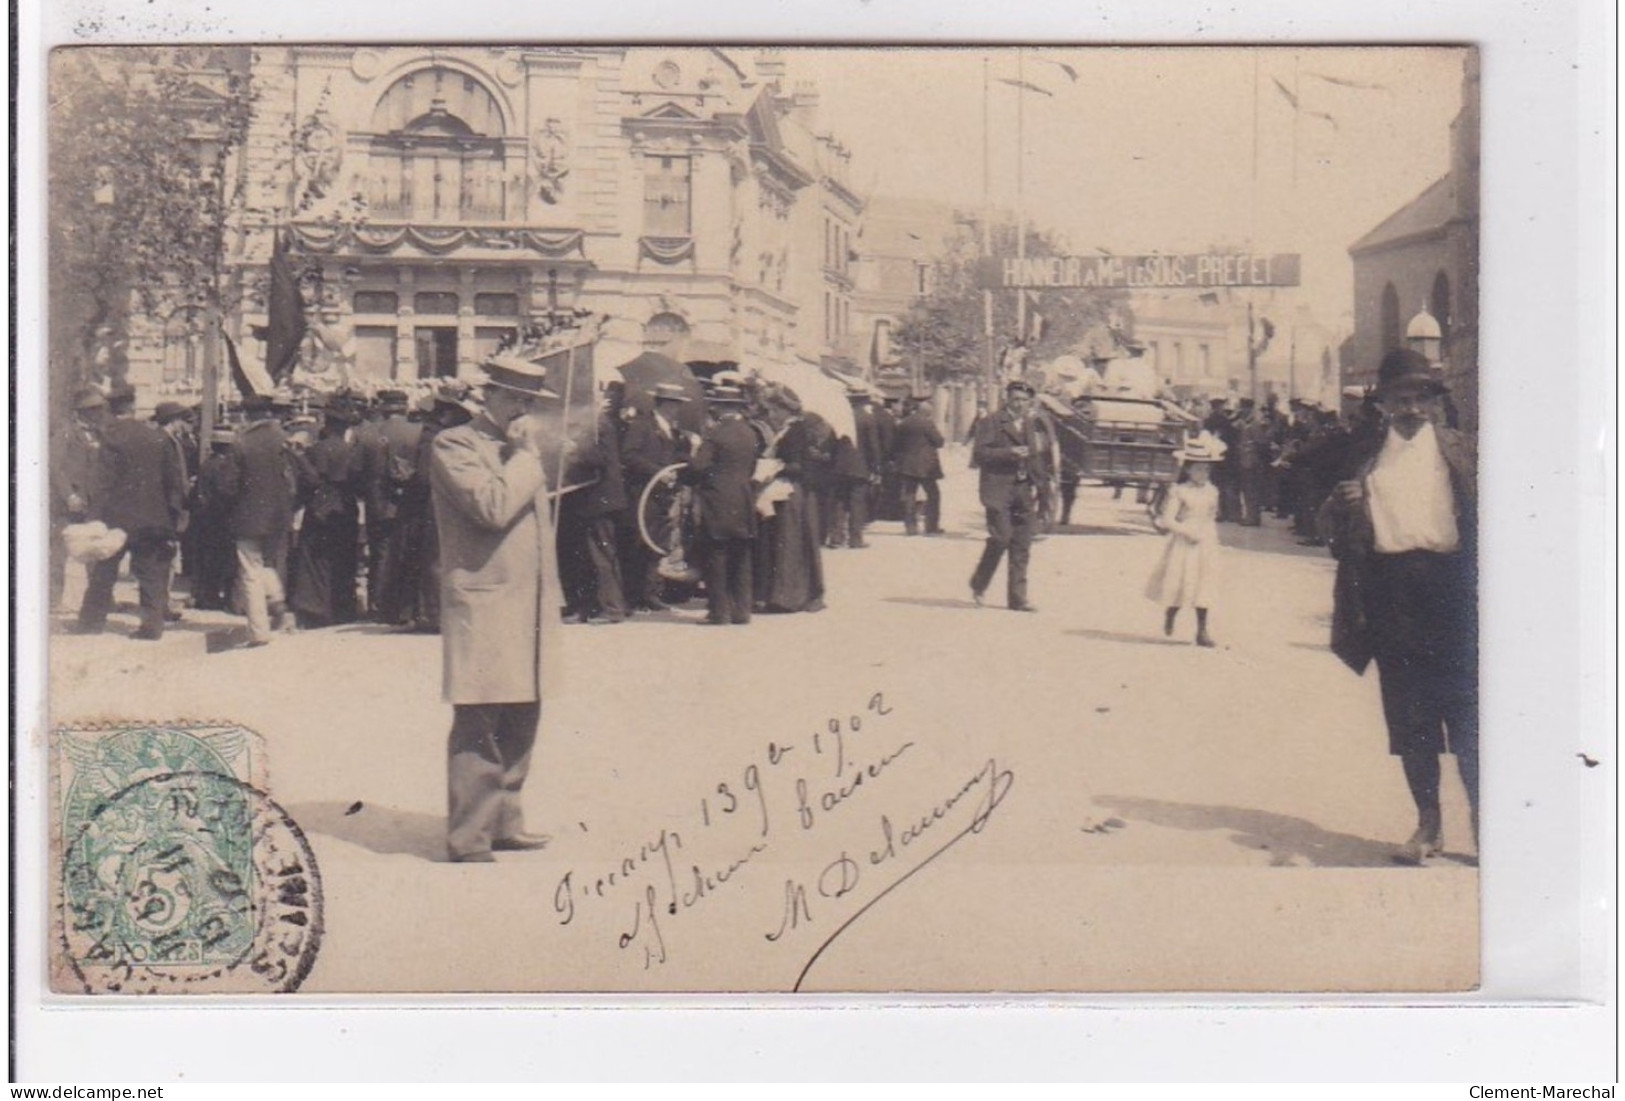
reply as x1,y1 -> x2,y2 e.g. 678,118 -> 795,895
11,12 -> 1612,1083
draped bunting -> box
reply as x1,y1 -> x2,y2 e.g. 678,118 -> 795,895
638,235 -> 696,265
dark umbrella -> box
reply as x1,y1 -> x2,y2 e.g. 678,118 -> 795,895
615,352 -> 707,432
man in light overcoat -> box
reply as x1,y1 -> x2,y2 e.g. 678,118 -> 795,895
429,355 -> 562,863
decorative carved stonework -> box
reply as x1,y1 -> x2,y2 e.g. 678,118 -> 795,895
495,56 -> 524,87
350,49 -> 382,81
294,82 -> 344,212
531,118 -> 570,205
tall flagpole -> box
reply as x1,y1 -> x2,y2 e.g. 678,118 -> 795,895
1015,48 -> 1027,346
982,54 -> 994,406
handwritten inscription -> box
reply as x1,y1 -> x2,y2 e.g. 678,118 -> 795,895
549,692 -> 1015,982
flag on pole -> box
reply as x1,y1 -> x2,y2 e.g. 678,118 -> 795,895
265,230 -> 306,383
1271,76 -> 1339,129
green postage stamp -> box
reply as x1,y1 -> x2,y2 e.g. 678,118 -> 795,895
52,722 -> 323,994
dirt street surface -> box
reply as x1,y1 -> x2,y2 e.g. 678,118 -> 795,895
47,451 -> 1477,993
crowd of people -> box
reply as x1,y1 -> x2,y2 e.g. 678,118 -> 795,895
48,362 -> 952,643
50,347 -> 1475,867
1194,391 -> 1387,542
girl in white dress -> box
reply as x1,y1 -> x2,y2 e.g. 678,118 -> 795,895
1146,433 -> 1225,647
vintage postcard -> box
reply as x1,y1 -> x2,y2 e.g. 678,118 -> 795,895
41,44 -> 1484,995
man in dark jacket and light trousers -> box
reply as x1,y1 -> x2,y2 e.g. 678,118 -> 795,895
225,393 -> 296,646
1321,348 -> 1477,865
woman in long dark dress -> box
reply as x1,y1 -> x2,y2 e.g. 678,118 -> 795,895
753,389 -> 828,614
288,412 -> 361,628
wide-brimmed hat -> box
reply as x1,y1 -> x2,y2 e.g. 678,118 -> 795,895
432,380 -> 483,419
706,384 -> 749,405
241,393 -> 277,414
1005,379 -> 1036,397
1376,348 -> 1448,398
650,382 -> 691,404
481,354 -> 561,400
1179,432 -> 1228,464
208,427 -> 236,447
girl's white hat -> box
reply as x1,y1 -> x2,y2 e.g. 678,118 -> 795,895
1179,432 -> 1227,464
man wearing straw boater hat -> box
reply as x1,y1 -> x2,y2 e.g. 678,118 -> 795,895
1321,347 -> 1477,865
429,352 -> 561,862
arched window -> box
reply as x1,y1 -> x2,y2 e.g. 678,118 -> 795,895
367,67 -> 510,223
1430,271 -> 1452,354
1380,282 -> 1402,352
162,308 -> 205,388
643,312 -> 690,350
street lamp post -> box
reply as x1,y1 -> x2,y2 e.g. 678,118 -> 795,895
1405,305 -> 1444,367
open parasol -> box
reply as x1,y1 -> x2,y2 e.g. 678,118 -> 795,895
614,351 -> 708,432
752,359 -> 857,440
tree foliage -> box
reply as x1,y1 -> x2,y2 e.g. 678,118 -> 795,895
47,47 -> 254,393
891,218 -> 1128,385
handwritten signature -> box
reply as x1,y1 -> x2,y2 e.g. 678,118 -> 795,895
764,757 -> 1017,991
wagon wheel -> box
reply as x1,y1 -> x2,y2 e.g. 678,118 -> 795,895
637,462 -> 701,582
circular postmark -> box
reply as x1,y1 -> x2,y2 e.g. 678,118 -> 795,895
61,771 -> 323,994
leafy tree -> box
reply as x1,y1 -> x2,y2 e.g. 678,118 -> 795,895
891,218 -> 1128,385
47,47 -> 254,409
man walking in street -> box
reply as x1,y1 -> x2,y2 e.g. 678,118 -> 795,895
224,393 -> 296,647
968,379 -> 1044,612
429,355 -> 560,863
76,386 -> 187,639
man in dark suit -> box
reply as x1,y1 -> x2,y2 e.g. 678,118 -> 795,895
77,386 -> 188,639
686,385 -> 760,625
572,384 -> 630,624
893,397 -> 945,535
372,390 -> 426,625
1321,349 -> 1477,864
968,379 -> 1045,612
618,383 -> 688,611
223,393 -> 296,646
827,391 -> 881,549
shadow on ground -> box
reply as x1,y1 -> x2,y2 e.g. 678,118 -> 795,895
883,595 -> 984,612
1093,794 -> 1413,868
1047,523 -> 1148,538
1064,628 -> 1192,648
287,800 -> 447,862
